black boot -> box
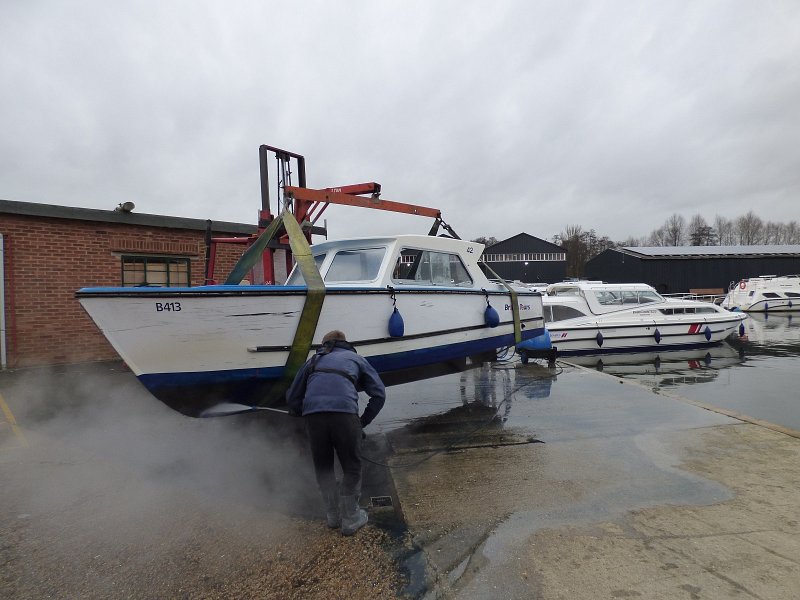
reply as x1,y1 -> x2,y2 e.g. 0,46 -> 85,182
340,495 -> 368,536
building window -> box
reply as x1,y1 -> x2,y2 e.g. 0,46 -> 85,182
121,256 -> 191,287
480,252 -> 566,263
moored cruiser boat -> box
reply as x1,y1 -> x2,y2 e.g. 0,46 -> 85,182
518,281 -> 746,358
721,275 -> 800,312
78,234 -> 545,416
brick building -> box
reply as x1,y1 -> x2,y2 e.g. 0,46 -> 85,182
1,199 -> 260,368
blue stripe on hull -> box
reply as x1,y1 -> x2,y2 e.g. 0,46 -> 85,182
137,327 -> 544,415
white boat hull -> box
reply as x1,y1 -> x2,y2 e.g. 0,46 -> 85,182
78,285 -> 544,415
545,314 -> 746,356
722,275 -> 800,312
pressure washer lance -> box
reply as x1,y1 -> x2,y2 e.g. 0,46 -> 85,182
199,403 -> 290,418
199,402 -> 367,438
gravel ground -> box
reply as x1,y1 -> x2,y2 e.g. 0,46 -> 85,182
1,506 -> 408,600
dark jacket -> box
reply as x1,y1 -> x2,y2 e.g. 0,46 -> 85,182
286,341 -> 386,427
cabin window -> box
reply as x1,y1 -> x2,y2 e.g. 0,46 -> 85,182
392,248 -> 473,287
638,291 -> 662,303
762,292 -> 781,298
121,256 -> 190,287
546,304 -> 588,323
594,291 -> 622,306
548,286 -> 581,297
286,254 -> 327,285
594,290 -> 662,305
325,247 -> 385,282
786,292 -> 800,298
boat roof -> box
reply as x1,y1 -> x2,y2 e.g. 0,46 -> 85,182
309,234 -> 485,255
548,281 -> 657,291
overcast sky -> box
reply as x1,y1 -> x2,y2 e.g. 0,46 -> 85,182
2,1 -> 799,243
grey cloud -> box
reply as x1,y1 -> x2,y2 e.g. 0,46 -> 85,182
2,1 -> 799,244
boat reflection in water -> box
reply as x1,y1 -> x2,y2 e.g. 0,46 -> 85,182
736,312 -> 800,352
564,342 -> 744,388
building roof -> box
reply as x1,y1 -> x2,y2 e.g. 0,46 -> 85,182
0,198 -> 257,235
486,232 -> 564,252
616,245 -> 800,259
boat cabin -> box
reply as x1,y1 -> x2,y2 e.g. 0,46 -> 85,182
286,234 -> 494,290
543,281 -> 721,323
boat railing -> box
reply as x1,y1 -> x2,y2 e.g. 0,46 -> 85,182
664,292 -> 727,305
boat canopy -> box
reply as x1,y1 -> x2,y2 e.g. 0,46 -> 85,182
286,235 -> 492,290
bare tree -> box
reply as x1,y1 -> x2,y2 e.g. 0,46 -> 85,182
663,214 -> 686,246
736,211 -> 764,245
714,215 -> 736,245
763,221 -> 782,245
472,236 -> 499,247
618,236 -> 641,247
785,221 -> 800,244
553,225 -> 586,277
647,226 -> 669,246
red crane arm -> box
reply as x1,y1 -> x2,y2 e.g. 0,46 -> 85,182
284,186 -> 441,219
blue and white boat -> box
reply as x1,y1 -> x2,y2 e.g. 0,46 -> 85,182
78,234 -> 544,416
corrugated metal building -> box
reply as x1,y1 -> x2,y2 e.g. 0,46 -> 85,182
586,245 -> 800,294
480,233 -> 567,284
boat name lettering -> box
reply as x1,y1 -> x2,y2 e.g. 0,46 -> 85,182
155,302 -> 182,312
505,303 -> 532,311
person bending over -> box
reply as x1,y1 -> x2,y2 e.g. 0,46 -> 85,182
286,330 -> 386,535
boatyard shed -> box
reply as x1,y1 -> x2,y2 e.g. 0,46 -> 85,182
480,233 -> 566,284
0,199 -> 258,369
586,245 -> 800,294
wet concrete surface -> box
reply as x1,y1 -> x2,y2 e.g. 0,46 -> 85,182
2,358 -> 800,598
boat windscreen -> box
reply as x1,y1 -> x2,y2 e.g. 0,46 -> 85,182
392,248 -> 473,287
546,304 -> 589,323
286,254 -> 327,285
324,247 -> 386,282
594,289 -> 663,305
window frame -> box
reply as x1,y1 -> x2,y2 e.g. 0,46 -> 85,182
121,255 -> 191,287
391,247 -> 474,287
323,246 -> 387,284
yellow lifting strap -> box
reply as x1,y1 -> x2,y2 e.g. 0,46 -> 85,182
481,263 -> 522,344
281,211 -> 326,381
224,209 -> 326,404
225,214 -> 286,285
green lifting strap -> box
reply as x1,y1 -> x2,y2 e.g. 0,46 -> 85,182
225,214 -> 285,285
280,211 -> 326,381
481,263 -> 522,344
223,209 -> 326,405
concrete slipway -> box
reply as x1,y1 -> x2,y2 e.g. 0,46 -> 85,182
1,360 -> 799,599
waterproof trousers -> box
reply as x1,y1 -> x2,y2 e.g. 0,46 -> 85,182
305,412 -> 363,497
